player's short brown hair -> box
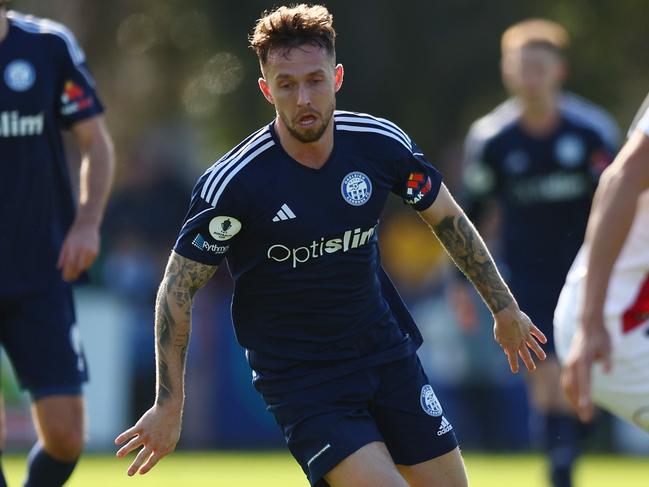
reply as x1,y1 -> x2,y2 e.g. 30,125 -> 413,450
249,4 -> 336,65
501,19 -> 570,55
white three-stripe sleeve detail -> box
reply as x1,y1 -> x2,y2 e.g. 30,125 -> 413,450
334,111 -> 411,146
201,130 -> 271,201
336,125 -> 411,152
334,116 -> 412,149
209,140 -> 276,207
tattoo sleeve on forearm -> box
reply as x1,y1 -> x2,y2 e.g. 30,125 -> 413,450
433,214 -> 513,314
154,253 -> 216,406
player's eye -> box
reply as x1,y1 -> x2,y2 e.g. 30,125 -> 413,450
279,82 -> 294,90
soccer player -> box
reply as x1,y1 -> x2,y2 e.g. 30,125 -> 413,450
556,94 -> 649,432
461,19 -> 619,487
0,3 -> 114,486
115,5 -> 545,486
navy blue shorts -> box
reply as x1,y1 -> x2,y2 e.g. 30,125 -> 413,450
261,353 -> 458,487
0,285 -> 88,400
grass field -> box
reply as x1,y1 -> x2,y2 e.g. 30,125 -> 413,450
2,451 -> 646,486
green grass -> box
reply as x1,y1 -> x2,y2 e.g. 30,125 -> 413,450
2,451 -> 646,486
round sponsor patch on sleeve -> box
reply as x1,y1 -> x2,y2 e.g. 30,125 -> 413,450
209,216 -> 242,241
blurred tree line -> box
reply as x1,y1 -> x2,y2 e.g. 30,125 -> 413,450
15,0 -> 649,180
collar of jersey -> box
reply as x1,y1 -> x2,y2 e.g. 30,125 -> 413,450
269,119 -> 337,173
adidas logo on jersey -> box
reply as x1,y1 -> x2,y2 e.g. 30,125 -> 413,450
0,111 -> 44,137
437,416 -> 453,436
272,204 -> 296,222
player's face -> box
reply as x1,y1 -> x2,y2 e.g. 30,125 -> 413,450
259,44 -> 343,143
501,45 -> 565,101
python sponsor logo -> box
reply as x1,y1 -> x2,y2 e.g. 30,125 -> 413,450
267,225 -> 376,268
0,111 -> 44,137
192,234 -> 229,254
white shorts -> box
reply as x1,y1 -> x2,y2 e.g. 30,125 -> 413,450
555,278 -> 649,432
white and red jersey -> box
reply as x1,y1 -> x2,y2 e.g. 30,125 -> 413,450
561,102 -> 649,337
554,99 -> 649,431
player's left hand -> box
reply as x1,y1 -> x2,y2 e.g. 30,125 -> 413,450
561,322 -> 612,422
57,219 -> 100,281
493,304 -> 547,373
115,404 -> 183,476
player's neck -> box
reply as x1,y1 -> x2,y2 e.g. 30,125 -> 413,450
519,94 -> 561,136
0,10 -> 8,43
275,118 -> 334,169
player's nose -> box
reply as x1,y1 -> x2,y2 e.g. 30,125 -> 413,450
297,84 -> 311,106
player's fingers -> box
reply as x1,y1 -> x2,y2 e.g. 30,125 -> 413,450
560,366 -> 579,413
128,446 -> 153,477
115,426 -> 140,446
576,358 -> 593,422
505,348 -> 519,374
526,334 -> 547,361
138,450 -> 166,475
116,435 -> 144,458
57,240 -> 70,269
518,345 -> 536,372
76,247 -> 95,273
529,324 -> 547,344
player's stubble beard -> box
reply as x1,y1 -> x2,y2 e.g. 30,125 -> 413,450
279,101 -> 335,144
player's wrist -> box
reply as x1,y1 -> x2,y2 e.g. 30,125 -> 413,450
155,397 -> 184,415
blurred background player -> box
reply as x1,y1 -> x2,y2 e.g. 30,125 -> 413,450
0,2 -> 114,486
459,19 -> 619,487
115,5 -> 546,486
556,93 -> 649,432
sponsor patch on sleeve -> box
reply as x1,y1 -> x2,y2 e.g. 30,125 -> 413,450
404,172 -> 432,205
60,80 -> 94,116
192,234 -> 229,255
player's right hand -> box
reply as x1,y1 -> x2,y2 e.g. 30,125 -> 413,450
561,322 -> 612,422
493,304 -> 547,373
115,404 -> 183,476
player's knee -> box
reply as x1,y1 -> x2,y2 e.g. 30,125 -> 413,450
42,425 -> 85,461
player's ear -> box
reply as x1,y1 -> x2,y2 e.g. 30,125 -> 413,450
334,64 -> 344,93
258,77 -> 274,105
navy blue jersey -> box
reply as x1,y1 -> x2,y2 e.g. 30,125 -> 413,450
174,111 -> 442,393
0,11 -> 104,296
463,93 -> 619,306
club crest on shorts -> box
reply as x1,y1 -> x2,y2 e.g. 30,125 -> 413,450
420,384 -> 443,417
209,216 -> 241,241
341,171 -> 372,206
4,60 -> 36,92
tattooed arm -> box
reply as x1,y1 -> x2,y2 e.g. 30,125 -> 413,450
115,251 -> 217,476
419,183 -> 547,372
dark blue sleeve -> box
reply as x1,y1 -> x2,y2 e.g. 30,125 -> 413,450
172,177 -> 245,266
53,33 -> 104,129
391,139 -> 443,211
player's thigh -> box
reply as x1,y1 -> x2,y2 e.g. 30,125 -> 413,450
32,394 -> 85,457
324,441 -> 408,487
262,369 -> 388,487
1,285 -> 88,398
397,447 -> 467,487
371,354 -> 460,474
